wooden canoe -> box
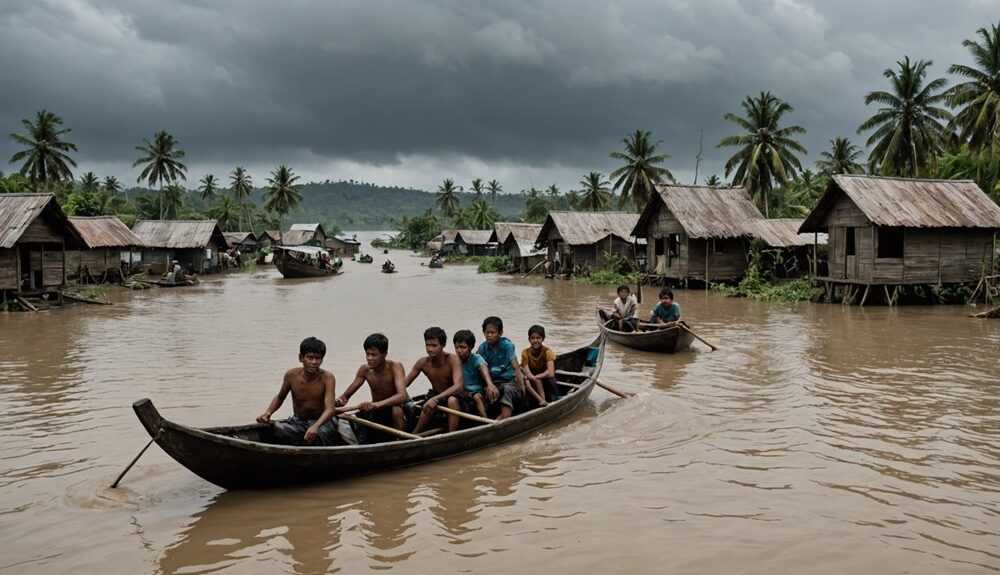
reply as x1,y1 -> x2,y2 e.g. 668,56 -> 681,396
273,246 -> 341,279
133,335 -> 606,489
597,309 -> 694,353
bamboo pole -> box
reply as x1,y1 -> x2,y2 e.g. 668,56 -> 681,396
554,370 -> 635,398
436,405 -> 496,425
339,413 -> 420,440
677,323 -> 719,351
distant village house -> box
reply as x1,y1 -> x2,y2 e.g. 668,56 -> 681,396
68,215 -> 145,283
0,193 -> 83,298
536,211 -> 641,274
132,220 -> 228,275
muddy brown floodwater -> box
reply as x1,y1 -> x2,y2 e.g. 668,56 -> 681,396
1,237 -> 999,574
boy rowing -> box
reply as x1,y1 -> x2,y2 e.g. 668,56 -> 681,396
647,288 -> 682,328
405,327 -> 465,433
336,333 -> 410,443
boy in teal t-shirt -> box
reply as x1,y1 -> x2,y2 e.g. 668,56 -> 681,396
648,288 -> 682,328
477,316 -> 526,420
453,329 -> 497,420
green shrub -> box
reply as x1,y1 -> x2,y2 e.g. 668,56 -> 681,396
477,256 -> 510,273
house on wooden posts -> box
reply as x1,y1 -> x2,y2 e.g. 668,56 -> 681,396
749,218 -> 828,278
222,231 -> 258,255
68,216 -> 145,283
439,230 -> 459,254
325,234 -> 361,256
489,222 -> 545,272
132,220 -> 228,274
631,185 -> 764,284
453,230 -> 494,256
799,175 -> 1000,305
0,193 -> 83,298
258,230 -> 281,249
282,223 -> 327,247
536,211 -> 641,274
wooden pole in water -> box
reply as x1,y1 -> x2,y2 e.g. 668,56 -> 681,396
110,438 -> 155,488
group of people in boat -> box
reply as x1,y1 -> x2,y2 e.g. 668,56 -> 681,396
161,260 -> 198,285
256,316 -> 560,446
382,260 -> 396,273
608,285 -> 681,332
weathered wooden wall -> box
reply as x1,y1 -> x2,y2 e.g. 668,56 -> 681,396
0,248 -> 17,289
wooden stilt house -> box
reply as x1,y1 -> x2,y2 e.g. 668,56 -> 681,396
535,211 -> 641,274
132,220 -> 228,274
222,232 -> 259,256
488,222 -> 545,272
324,234 -> 361,256
68,216 -> 145,283
453,230 -> 494,256
749,218 -> 828,278
799,175 -> 1000,304
440,230 -> 459,254
258,230 -> 282,249
0,193 -> 83,297
630,185 -> 762,284
282,223 -> 327,247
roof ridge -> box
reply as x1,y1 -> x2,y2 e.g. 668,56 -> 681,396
835,174 -> 977,184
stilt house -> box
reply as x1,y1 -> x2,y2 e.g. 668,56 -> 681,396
749,218 -> 827,277
325,234 -> 361,256
258,230 -> 281,249
282,223 -> 326,247
488,222 -> 545,272
0,193 -> 83,296
536,211 -> 641,273
453,230 -> 494,256
68,216 -> 145,282
132,220 -> 228,274
222,231 -> 259,255
440,230 -> 459,254
799,175 -> 1000,303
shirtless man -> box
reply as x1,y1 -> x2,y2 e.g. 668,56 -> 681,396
257,337 -> 340,445
404,327 -> 464,433
336,333 -> 409,443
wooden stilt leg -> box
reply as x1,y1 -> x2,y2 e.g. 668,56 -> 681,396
859,284 -> 870,307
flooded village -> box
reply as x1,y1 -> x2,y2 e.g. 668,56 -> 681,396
2,4 -> 1000,575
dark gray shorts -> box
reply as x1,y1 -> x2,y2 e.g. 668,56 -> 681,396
272,415 -> 343,446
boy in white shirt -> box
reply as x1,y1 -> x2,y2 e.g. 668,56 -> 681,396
610,284 -> 639,332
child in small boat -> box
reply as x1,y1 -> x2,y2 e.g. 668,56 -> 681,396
257,337 -> 341,445
520,324 -> 556,407
648,288 -> 682,328
477,316 -> 526,420
452,329 -> 498,422
610,284 -> 638,332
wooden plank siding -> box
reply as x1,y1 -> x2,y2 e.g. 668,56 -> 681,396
0,248 -> 16,289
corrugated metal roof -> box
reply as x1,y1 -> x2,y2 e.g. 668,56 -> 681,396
800,175 -> 1000,232
454,229 -> 494,246
290,223 -> 322,232
633,185 -> 763,239
489,222 -> 542,244
280,230 -> 317,246
750,219 -> 827,247
132,220 -> 224,248
0,193 -> 83,249
538,211 -> 641,246
222,231 -> 257,246
70,216 -> 145,248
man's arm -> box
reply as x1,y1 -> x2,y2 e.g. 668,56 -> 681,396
480,364 -> 499,402
336,366 -> 368,406
372,362 -> 408,409
404,358 -> 426,388
538,357 -> 555,380
257,372 -> 293,423
305,372 -> 337,444
422,355 -> 465,414
511,356 -> 525,392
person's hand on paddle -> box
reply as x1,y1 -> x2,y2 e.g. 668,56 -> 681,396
256,411 -> 272,424
485,384 -> 500,402
421,397 -> 439,415
359,400 -> 377,412
304,424 -> 320,444
335,395 -> 348,407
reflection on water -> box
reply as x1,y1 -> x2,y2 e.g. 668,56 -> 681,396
1,240 -> 999,574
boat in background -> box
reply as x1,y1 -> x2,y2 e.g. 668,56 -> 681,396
273,245 -> 341,278
597,309 -> 694,353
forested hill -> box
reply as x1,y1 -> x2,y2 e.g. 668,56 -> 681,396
268,181 -> 527,230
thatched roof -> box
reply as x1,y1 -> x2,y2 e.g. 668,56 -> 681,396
454,229 -> 493,246
632,185 -> 763,239
441,229 -> 459,245
800,175 -> 1000,232
537,211 -> 640,246
290,223 -> 325,234
280,230 -> 318,246
489,222 -> 542,244
260,230 -> 282,242
750,219 -> 826,247
70,216 -> 144,248
222,231 -> 257,247
133,220 -> 226,248
0,193 -> 82,249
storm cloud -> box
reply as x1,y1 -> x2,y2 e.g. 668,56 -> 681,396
0,0 -> 994,193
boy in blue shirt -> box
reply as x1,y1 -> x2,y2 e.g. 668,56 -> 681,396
452,329 -> 498,423
648,288 -> 682,328
477,316 -> 526,420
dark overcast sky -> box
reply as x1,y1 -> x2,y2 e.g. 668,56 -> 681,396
1,1 -> 995,193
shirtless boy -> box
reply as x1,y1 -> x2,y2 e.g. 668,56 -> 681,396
404,327 -> 465,433
336,333 -> 409,443
257,336 -> 340,445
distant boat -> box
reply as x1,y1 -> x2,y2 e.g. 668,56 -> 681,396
357,254 -> 373,263
597,309 -> 694,353
273,246 -> 341,278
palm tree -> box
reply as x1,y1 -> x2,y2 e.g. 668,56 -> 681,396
609,129 -> 674,211
133,130 -> 187,219
210,195 -> 240,231
159,183 -> 186,220
704,174 -> 722,187
522,188 -> 551,223
815,137 -> 865,175
264,165 -> 302,230
199,174 -> 220,201
487,179 -> 502,205
717,92 -> 807,217
229,166 -> 253,230
452,207 -> 473,228
436,178 -> 461,219
469,198 -> 499,229
8,110 -> 78,186
470,178 -> 485,198
857,57 -> 951,177
546,184 -> 560,198
578,172 -> 612,211
102,176 -> 123,199
564,189 -> 582,210
948,22 -> 1000,159
79,171 -> 100,192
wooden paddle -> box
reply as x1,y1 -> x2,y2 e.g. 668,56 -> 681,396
554,370 -> 635,398
110,437 -> 157,488
339,413 -> 420,440
435,405 -> 496,425
678,323 -> 718,351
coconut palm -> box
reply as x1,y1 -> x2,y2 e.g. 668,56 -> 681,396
210,195 -> 240,231
546,184 -> 560,198
436,178 -> 461,219
522,188 -> 551,223
487,179 -> 502,205
264,165 -> 302,230
704,174 -> 722,187
609,129 -> 674,211
469,198 -> 499,229
564,189 -> 582,210
815,137 -> 865,175
857,57 -> 951,177
8,110 -> 78,186
452,207 -> 473,229
948,22 -> 1000,158
718,92 -> 807,217
133,130 -> 187,219
79,171 -> 100,192
199,174 -> 220,201
578,172 -> 612,211
102,176 -> 123,197
229,166 -> 253,230
159,183 -> 187,220
470,178 -> 485,198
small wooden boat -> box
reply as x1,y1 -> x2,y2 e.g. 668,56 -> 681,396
132,336 -> 605,489
597,309 -> 694,353
381,263 -> 396,273
357,254 -> 373,263
428,259 -> 444,268
273,246 -> 341,279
